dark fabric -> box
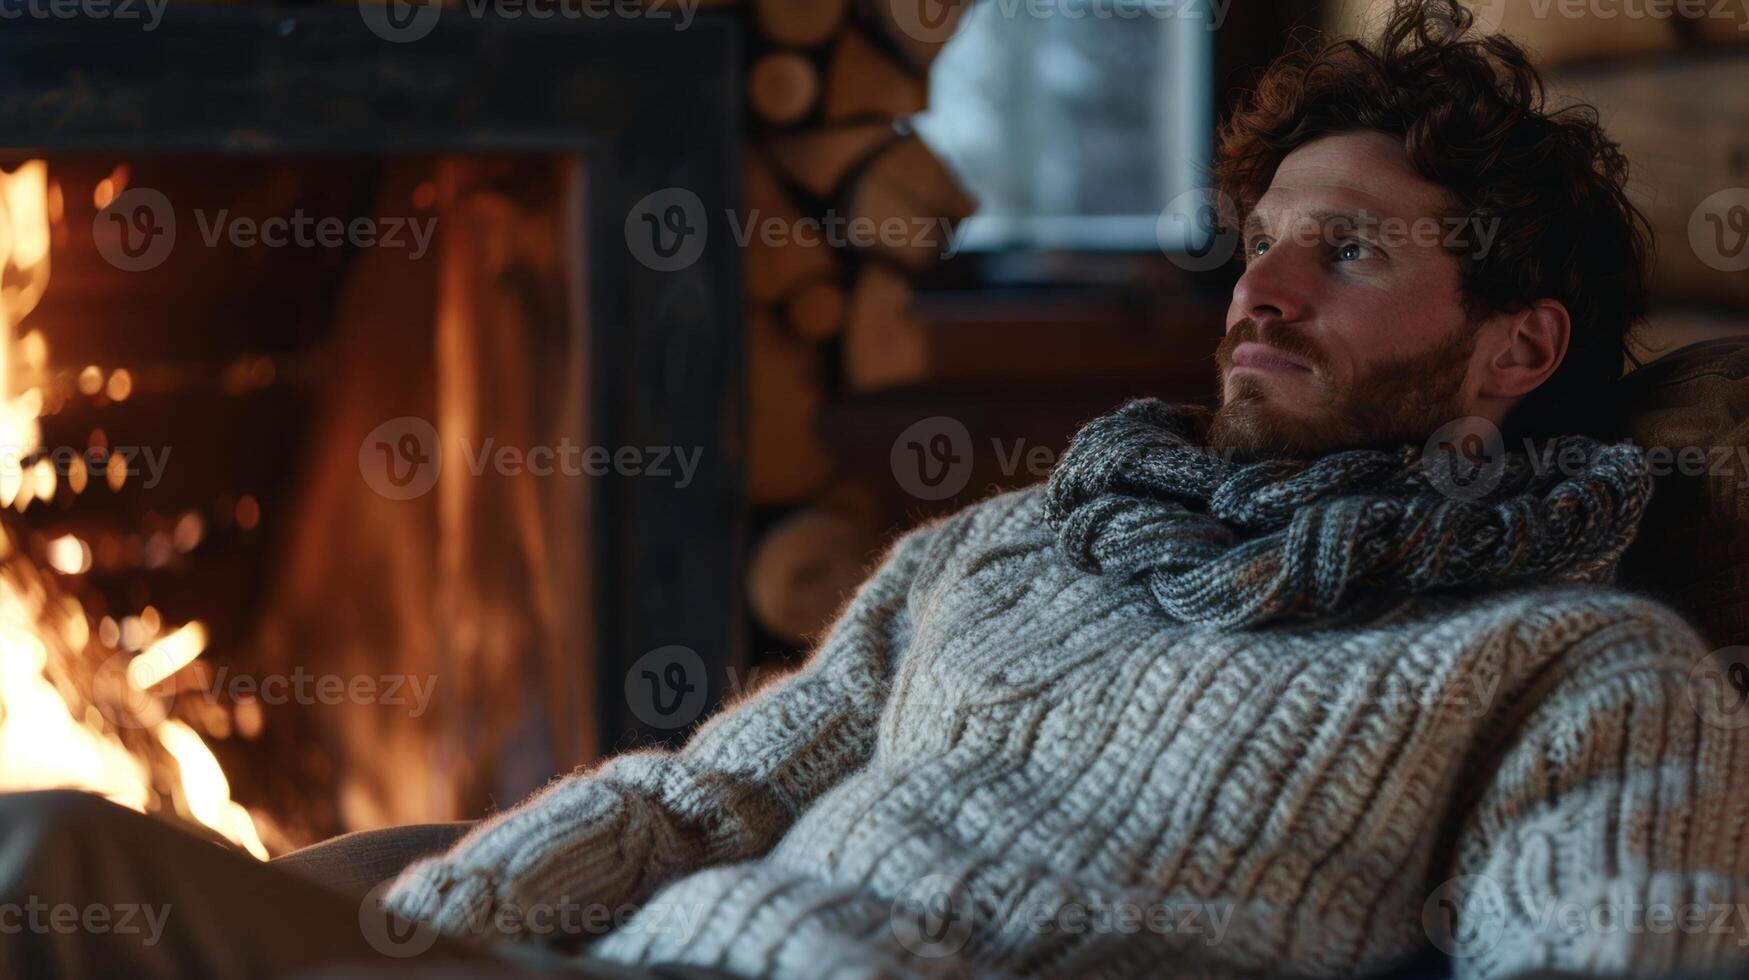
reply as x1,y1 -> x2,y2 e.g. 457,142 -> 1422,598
272,821 -> 475,903
0,791 -> 740,980
1618,336 -> 1749,647
0,790 -> 478,979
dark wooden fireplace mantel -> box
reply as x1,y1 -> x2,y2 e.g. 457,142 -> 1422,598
0,5 -> 747,755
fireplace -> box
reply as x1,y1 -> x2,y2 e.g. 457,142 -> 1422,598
0,6 -> 746,850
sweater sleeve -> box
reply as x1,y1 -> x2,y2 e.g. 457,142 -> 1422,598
382,519 -> 943,948
1443,598 -> 1749,979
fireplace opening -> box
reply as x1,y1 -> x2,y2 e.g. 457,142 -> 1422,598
0,6 -> 745,859
0,152 -> 602,851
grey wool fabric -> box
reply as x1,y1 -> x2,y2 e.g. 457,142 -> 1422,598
385,401 -> 1749,979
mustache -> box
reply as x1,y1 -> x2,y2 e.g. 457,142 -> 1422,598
1214,318 -> 1330,375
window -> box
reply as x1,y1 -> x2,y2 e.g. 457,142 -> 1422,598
912,0 -> 1216,253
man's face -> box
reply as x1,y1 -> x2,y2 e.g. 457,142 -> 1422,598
1210,130 -> 1484,461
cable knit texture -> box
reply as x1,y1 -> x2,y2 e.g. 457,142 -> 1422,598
385,401 -> 1749,979
1044,400 -> 1652,629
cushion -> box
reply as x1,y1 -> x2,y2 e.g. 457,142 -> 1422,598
1617,337 -> 1749,648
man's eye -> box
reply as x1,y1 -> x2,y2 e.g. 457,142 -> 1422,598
1336,241 -> 1371,262
1249,238 -> 1270,258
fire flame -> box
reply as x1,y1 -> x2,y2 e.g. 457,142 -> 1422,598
0,160 -> 268,859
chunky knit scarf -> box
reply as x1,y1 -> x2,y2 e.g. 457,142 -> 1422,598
1044,399 -> 1653,629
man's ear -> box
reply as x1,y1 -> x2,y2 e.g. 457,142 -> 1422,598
1475,299 -> 1571,400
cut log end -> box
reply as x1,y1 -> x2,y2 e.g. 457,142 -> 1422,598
747,52 -> 823,127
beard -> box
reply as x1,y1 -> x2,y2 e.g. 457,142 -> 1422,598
1207,317 -> 1478,462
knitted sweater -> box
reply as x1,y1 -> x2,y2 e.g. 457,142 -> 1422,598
386,420 -> 1749,979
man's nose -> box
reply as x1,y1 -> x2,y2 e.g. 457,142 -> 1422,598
1227,246 -> 1308,327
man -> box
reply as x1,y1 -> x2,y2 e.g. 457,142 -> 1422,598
5,1 -> 1745,978
382,4 -> 1747,978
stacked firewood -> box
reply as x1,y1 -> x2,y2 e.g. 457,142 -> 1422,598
731,0 -> 978,644
735,0 -> 976,505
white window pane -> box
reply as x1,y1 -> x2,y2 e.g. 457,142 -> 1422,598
913,0 -> 1215,252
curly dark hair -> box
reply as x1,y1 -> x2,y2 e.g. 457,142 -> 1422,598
1213,0 -> 1654,440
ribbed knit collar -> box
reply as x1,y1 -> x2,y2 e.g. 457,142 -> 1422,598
1043,399 -> 1653,629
